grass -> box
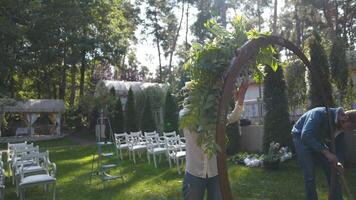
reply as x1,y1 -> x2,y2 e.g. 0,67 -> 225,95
2,137 -> 356,200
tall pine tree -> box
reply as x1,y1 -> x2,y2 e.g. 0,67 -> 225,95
330,36 -> 348,104
308,31 -> 334,108
263,63 -> 291,153
141,96 -> 156,132
125,88 -> 137,132
112,96 -> 125,133
164,91 -> 178,132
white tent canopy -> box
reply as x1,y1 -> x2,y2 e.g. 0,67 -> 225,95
1,99 -> 65,137
96,80 -> 168,96
3,99 -> 65,113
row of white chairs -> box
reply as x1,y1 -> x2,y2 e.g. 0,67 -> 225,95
114,131 -> 186,174
7,142 -> 56,200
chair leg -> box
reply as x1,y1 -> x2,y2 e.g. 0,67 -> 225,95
168,157 -> 172,168
133,151 -> 136,164
119,149 -> 123,160
8,162 -> 11,178
153,154 -> 157,168
20,187 -> 24,200
53,182 -> 56,200
147,152 -> 150,164
176,158 -> 181,174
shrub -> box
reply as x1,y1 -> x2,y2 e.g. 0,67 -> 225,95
125,88 -> 137,132
164,91 -> 178,132
112,96 -> 125,133
226,122 -> 240,155
141,96 -> 156,132
263,60 -> 291,153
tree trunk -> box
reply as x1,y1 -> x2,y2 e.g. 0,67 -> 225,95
153,9 -> 162,83
185,2 -> 189,50
219,0 -> 227,28
272,0 -> 277,35
53,84 -> 57,99
59,41 -> 68,100
295,3 -> 301,47
69,64 -> 77,109
168,0 -> 185,81
79,50 -> 86,99
257,0 -> 261,32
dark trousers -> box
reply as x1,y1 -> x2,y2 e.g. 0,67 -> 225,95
293,134 -> 345,200
183,172 -> 222,200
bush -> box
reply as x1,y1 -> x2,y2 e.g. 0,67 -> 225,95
263,60 -> 292,153
308,31 -> 334,108
164,91 -> 178,132
125,88 -> 137,132
226,122 -> 240,155
111,96 -> 125,133
141,96 -> 156,132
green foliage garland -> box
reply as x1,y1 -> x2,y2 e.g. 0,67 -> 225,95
180,17 -> 279,155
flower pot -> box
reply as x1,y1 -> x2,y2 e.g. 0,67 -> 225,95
263,160 -> 280,170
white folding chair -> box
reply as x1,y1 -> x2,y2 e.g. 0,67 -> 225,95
127,131 -> 146,164
7,142 -> 33,178
114,132 -> 130,160
18,151 -> 56,200
165,136 -> 186,174
145,134 -> 167,168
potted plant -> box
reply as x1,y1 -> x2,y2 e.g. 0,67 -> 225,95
263,142 -> 281,170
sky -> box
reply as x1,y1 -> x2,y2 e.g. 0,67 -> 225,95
134,1 -> 284,75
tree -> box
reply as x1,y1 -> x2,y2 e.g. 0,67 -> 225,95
285,60 -> 307,112
263,61 -> 291,153
125,88 -> 137,132
141,0 -> 178,82
112,95 -> 125,133
330,36 -> 348,104
164,91 -> 178,132
308,31 -> 334,108
141,96 -> 156,132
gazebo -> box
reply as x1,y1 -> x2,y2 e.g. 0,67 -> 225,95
0,99 -> 65,137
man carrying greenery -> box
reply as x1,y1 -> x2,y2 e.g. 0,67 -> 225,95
292,107 -> 356,200
181,80 -> 248,200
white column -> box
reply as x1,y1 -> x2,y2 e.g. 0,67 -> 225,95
30,113 -> 40,135
56,113 -> 61,135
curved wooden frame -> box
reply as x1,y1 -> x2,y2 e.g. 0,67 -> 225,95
215,35 -> 335,200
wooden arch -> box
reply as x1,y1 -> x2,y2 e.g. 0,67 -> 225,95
215,35 -> 335,200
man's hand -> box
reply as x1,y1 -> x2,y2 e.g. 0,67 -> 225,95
321,149 -> 339,168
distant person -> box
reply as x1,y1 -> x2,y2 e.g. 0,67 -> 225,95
181,80 -> 248,200
292,107 -> 356,200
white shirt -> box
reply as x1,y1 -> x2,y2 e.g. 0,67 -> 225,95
184,104 -> 243,178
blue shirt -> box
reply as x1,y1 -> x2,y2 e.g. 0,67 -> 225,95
291,107 -> 339,151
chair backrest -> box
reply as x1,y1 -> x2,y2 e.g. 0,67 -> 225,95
12,146 -> 40,162
163,131 -> 177,139
8,141 -> 28,150
144,131 -> 157,138
16,151 -> 49,167
8,143 -> 34,160
127,131 -> 143,145
114,132 -> 128,146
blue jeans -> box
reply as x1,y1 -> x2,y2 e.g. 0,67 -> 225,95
183,172 -> 222,200
293,134 -> 344,200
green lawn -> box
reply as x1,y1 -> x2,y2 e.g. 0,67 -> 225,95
2,137 -> 356,200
